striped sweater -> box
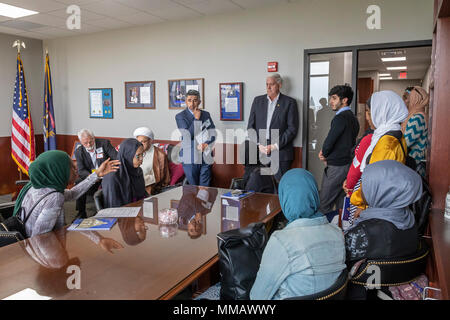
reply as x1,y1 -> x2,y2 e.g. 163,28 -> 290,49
404,114 -> 427,163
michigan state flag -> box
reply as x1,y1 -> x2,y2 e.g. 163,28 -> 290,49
43,53 -> 56,151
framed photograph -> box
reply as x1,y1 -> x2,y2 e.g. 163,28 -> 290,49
125,81 -> 155,109
89,88 -> 113,119
221,200 -> 241,232
142,197 -> 158,225
220,82 -> 243,121
168,78 -> 204,109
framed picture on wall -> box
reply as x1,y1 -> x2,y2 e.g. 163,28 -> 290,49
125,81 -> 156,109
168,78 -> 204,109
219,82 -> 243,121
89,88 -> 113,119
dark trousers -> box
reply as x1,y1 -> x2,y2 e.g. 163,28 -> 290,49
75,180 -> 101,218
275,160 -> 292,182
183,163 -> 212,186
319,164 -> 350,213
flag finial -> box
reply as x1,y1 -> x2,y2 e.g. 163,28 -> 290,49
12,40 -> 26,53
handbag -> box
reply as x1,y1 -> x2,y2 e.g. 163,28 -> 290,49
0,191 -> 58,247
217,222 -> 268,300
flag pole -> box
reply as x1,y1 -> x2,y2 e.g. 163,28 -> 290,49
12,40 -> 27,179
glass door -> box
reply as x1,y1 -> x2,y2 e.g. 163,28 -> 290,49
306,51 -> 354,187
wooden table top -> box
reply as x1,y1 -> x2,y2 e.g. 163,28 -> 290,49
429,209 -> 450,300
0,186 -> 280,300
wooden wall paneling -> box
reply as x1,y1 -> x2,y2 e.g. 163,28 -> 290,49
428,17 -> 450,209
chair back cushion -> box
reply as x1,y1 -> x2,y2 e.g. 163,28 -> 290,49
285,269 -> 348,300
350,238 -> 429,287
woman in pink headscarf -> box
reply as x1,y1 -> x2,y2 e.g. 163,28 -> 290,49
401,86 -> 429,177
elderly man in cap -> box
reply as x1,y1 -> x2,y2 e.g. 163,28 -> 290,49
133,127 -> 170,195
175,90 -> 216,186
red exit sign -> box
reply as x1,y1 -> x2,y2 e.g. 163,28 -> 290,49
399,72 -> 408,79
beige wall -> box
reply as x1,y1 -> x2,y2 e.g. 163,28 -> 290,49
379,79 -> 422,97
14,0 -> 434,147
0,33 -> 43,136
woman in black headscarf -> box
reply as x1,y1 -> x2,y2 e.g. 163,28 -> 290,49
102,138 -> 147,208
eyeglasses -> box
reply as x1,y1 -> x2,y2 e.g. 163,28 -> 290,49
135,152 -> 146,160
413,87 -> 424,100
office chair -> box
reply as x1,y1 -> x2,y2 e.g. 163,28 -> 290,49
284,269 -> 349,300
348,238 -> 429,300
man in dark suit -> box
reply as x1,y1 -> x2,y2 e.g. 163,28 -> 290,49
175,90 -> 216,186
74,129 -> 118,218
247,74 -> 299,181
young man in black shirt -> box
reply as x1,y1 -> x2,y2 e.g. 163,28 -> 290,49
318,85 -> 359,217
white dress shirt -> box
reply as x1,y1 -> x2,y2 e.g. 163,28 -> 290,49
86,144 -> 98,169
266,93 -> 280,140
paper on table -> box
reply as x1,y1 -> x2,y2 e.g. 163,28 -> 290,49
90,90 -> 103,116
3,288 -> 52,300
143,201 -> 154,218
225,205 -> 239,221
140,86 -> 151,104
225,97 -> 238,113
95,207 -> 141,218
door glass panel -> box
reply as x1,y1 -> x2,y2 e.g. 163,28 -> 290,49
307,52 -> 353,188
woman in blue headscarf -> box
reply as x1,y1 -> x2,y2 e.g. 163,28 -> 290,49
345,160 -> 422,262
250,168 -> 346,300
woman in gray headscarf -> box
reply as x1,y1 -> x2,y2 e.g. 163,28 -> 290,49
345,160 -> 422,262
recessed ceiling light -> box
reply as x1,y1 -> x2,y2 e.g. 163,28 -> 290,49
380,77 -> 393,80
386,66 -> 407,70
381,57 -> 407,62
0,3 -> 38,18
379,73 -> 391,77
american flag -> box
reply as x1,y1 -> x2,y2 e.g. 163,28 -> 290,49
11,53 -> 35,175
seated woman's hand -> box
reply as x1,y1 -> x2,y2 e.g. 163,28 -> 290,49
97,158 -> 120,177
99,237 -> 124,254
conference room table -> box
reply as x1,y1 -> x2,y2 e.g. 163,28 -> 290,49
0,185 -> 281,300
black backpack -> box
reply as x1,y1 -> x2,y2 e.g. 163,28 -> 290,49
411,176 -> 432,236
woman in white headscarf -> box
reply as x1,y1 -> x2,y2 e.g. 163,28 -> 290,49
133,127 -> 170,195
350,91 -> 409,211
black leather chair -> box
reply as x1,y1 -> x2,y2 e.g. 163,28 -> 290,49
285,269 -> 349,300
93,189 -> 104,212
0,201 -> 24,248
349,238 -> 429,299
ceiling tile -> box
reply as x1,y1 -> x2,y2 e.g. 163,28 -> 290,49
0,16 -> 12,22
53,0 -> 103,5
14,31 -> 52,40
0,19 -> 46,30
20,13 -> 67,28
29,26 -> 76,37
70,23 -> 107,34
0,24 -> 25,35
83,0 -> 141,18
173,0 -> 242,15
46,8 -> 107,22
117,12 -> 164,25
229,0 -> 282,9
0,0 -> 66,13
84,17 -> 133,30
114,0 -> 201,19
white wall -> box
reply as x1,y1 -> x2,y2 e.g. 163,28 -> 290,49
379,79 -> 422,97
0,33 -> 43,136
40,0 -> 433,146
422,65 -> 432,92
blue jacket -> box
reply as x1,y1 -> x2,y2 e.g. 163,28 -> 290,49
250,216 -> 346,300
175,108 -> 216,164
